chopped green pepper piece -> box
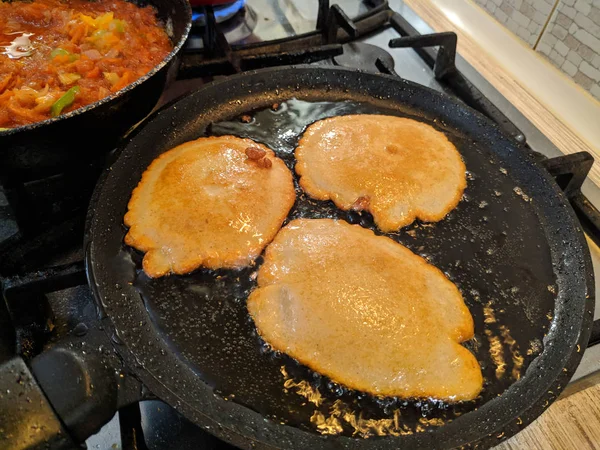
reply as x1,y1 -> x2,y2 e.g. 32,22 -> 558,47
50,48 -> 69,58
110,19 -> 125,33
0,128 -> 8,132
50,86 -> 80,117
91,29 -> 107,39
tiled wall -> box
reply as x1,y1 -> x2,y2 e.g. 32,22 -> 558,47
474,0 -> 554,46
473,0 -> 600,101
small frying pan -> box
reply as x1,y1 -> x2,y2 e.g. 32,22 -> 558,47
0,0 -> 192,179
84,66 -> 593,449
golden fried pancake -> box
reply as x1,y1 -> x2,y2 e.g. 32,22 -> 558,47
124,136 -> 295,278
295,115 -> 466,232
247,219 -> 482,401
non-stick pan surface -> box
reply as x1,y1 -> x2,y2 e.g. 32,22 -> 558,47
85,66 -> 594,449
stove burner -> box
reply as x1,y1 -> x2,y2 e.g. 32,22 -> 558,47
187,1 -> 258,50
192,0 -> 247,27
333,42 -> 396,74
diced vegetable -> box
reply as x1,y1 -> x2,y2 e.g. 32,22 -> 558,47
86,67 -> 101,79
95,12 -> 114,28
79,12 -> 114,29
109,19 -> 125,33
79,14 -> 97,28
50,86 -> 80,117
51,48 -> 78,62
35,92 -> 59,111
82,49 -> 102,60
91,29 -> 107,39
58,73 -> 82,85
103,72 -> 119,85
50,48 -> 69,58
105,48 -> 119,58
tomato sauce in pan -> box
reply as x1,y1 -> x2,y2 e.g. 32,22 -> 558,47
0,0 -> 173,128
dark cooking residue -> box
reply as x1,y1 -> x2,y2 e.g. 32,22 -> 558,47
123,99 -> 557,437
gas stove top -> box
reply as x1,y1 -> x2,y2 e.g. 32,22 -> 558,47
2,1 -> 600,449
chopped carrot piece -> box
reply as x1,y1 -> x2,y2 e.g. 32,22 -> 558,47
86,67 -> 101,79
110,71 -> 132,92
53,54 -> 70,64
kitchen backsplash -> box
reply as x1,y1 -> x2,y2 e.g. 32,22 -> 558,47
474,0 -> 600,101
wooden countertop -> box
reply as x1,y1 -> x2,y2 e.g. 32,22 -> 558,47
401,1 -> 600,448
495,384 -> 600,449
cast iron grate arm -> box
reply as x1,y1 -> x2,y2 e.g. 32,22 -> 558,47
388,12 -> 526,145
178,2 -> 391,79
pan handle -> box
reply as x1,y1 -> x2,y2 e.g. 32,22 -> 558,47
1,262 -> 152,448
0,356 -> 76,449
29,326 -> 148,444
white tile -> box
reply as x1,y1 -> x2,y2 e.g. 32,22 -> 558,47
533,10 -> 547,24
545,32 -> 559,45
563,59 -> 579,76
593,54 -> 600,68
496,8 -> 509,22
569,22 -> 579,34
512,9 -> 531,26
518,26 -> 533,41
556,40 -> 570,56
581,60 -> 600,81
550,49 -> 566,66
563,0 -> 577,5
552,24 -> 568,40
590,83 -> 600,99
533,0 -> 553,14
537,41 -> 553,54
563,5 -> 577,19
567,49 -> 584,65
574,11 -> 595,31
592,5 -> 600,22
506,17 -> 520,32
575,0 -> 592,15
574,28 -> 600,53
527,20 -> 539,33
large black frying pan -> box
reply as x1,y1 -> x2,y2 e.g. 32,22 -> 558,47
85,66 -> 594,449
0,0 -> 192,180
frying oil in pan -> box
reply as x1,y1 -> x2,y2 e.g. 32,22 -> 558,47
127,99 -> 557,438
